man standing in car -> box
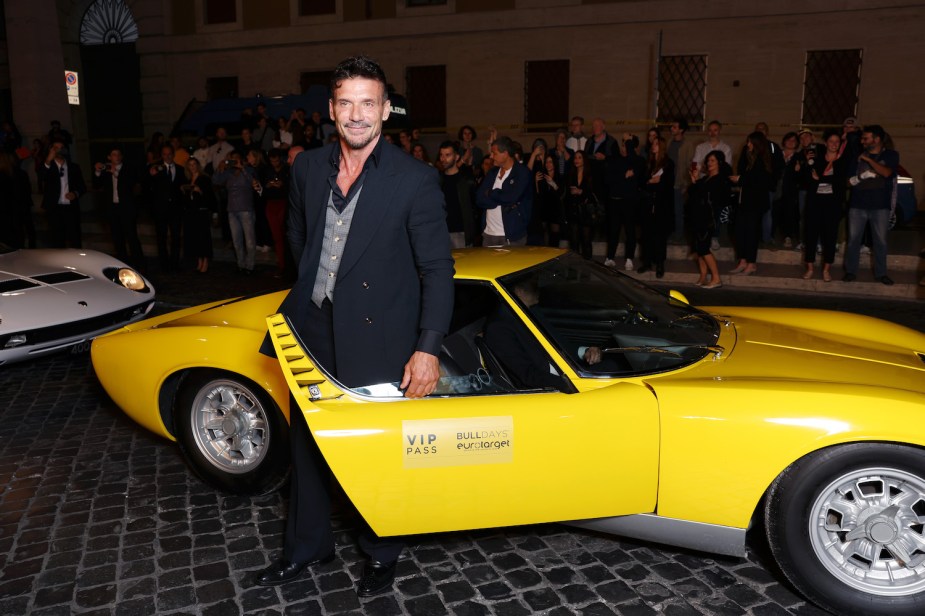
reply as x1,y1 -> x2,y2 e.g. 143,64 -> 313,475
257,56 -> 454,596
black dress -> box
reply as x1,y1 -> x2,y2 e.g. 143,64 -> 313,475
183,174 -> 215,259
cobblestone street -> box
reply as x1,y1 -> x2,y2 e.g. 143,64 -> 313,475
1,261 -> 921,615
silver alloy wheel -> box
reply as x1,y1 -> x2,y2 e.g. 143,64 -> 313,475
189,379 -> 270,474
810,467 -> 925,596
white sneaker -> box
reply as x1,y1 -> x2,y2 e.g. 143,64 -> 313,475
816,244 -> 822,255
783,237 -> 792,249
860,245 -> 871,255
625,258 -> 634,271
711,238 -> 720,251
795,242 -> 804,251
604,258 -> 616,268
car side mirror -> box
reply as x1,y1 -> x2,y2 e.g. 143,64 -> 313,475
668,289 -> 690,305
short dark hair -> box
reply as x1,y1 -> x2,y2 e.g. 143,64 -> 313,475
570,116 -> 584,124
330,55 -> 388,100
160,144 -> 175,154
493,136 -> 515,156
439,140 -> 459,155
674,118 -> 689,132
708,120 -> 722,129
862,124 -> 886,141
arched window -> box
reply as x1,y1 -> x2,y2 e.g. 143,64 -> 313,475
80,0 -> 138,45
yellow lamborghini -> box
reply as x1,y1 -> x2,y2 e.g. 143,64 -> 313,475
91,248 -> 925,616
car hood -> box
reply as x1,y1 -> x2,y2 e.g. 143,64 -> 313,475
140,290 -> 290,334
0,249 -> 153,333
703,307 -> 925,394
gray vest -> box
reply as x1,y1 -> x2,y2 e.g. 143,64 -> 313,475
311,187 -> 362,307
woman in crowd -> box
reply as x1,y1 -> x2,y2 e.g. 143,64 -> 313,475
801,129 -> 847,282
474,154 -> 493,186
730,132 -> 773,275
565,150 -> 596,260
776,131 -> 801,249
534,154 -> 565,247
638,136 -> 675,278
457,125 -> 482,172
550,129 -> 573,177
182,158 -> 215,273
411,143 -> 432,166
641,127 -> 661,161
687,151 -> 728,288
192,137 -> 211,169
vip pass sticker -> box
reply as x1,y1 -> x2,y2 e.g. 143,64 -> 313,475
402,416 -> 513,469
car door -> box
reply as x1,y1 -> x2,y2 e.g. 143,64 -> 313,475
268,311 -> 660,537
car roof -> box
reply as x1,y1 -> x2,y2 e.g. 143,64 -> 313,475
451,247 -> 566,281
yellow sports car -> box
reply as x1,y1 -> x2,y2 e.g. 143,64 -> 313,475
91,248 -> 925,616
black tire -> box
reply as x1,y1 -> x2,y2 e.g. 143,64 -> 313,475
174,370 -> 290,495
765,443 -> 925,616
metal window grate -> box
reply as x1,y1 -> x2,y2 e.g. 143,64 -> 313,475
656,55 -> 707,128
801,50 -> 862,126
524,59 -> 570,133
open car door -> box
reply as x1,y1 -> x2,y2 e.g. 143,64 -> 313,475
267,314 -> 659,537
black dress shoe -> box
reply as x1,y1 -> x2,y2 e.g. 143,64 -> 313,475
636,264 -> 650,274
842,272 -> 856,282
655,266 -> 665,279
878,275 -> 894,286
255,553 -> 335,587
356,559 -> 397,597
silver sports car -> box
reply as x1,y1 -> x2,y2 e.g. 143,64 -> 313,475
0,244 -> 155,365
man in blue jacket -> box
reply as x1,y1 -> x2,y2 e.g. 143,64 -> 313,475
476,136 -> 533,246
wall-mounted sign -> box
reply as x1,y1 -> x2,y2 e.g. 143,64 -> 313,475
65,71 -> 80,105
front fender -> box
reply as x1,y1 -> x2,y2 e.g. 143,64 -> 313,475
654,379 -> 925,529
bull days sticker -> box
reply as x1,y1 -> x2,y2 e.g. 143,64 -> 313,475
402,416 -> 513,469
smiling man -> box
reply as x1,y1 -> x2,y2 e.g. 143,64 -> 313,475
256,55 -> 454,596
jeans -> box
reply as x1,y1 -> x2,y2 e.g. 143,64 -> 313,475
844,208 -> 889,277
228,210 -> 256,271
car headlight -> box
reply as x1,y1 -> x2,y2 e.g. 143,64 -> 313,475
103,267 -> 149,292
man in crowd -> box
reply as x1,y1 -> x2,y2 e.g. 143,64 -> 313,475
752,122 -> 784,244
565,116 -> 587,153
583,117 -> 616,206
439,141 -> 477,248
476,136 -> 533,247
148,144 -> 186,271
42,141 -> 86,248
843,124 -> 898,286
94,147 -> 144,268
256,55 -> 454,597
212,151 -> 258,275
668,118 -> 696,240
206,127 -> 235,172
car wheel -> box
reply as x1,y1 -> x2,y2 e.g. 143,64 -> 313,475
174,370 -> 290,495
766,443 -> 925,615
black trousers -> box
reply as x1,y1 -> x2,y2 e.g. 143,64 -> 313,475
802,193 -> 841,265
733,206 -> 762,263
284,298 -> 405,564
153,204 -> 183,270
47,204 -> 81,248
109,202 -> 144,267
606,197 -> 639,260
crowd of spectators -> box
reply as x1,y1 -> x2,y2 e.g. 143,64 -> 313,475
0,109 -> 915,288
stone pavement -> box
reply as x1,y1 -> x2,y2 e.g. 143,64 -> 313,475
1,258 -> 922,616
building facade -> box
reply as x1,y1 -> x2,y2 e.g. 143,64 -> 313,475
2,0 -> 923,201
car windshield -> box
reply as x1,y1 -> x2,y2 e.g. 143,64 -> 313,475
498,253 -> 721,377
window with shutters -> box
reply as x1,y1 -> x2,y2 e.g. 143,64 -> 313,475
801,49 -> 862,126
656,55 -> 707,128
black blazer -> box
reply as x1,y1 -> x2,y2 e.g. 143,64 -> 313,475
92,164 -> 139,207
41,161 -> 86,209
260,140 -> 455,388
147,163 -> 186,210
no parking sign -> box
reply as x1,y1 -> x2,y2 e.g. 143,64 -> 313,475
65,70 -> 79,105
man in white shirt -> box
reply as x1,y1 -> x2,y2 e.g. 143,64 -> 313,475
692,120 -> 733,177
93,148 -> 144,266
206,127 -> 235,172
42,142 -> 86,248
565,116 -> 587,153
